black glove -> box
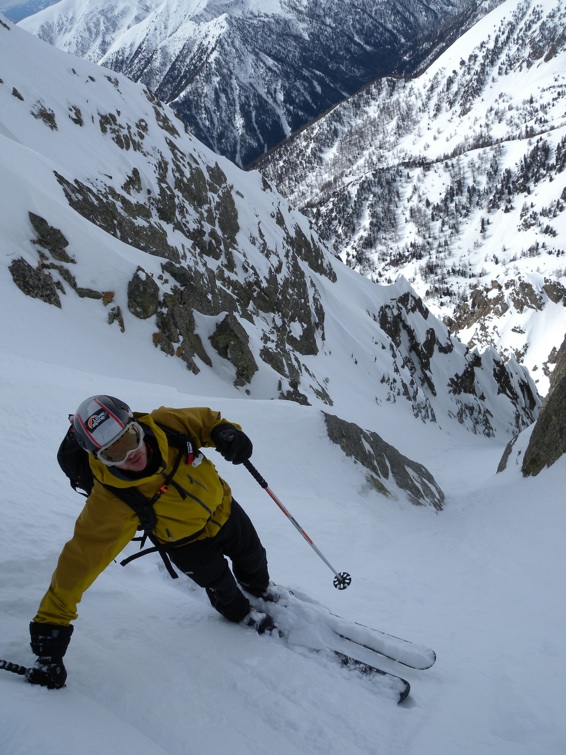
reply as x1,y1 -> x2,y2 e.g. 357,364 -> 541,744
211,423 -> 253,464
26,657 -> 67,689
26,622 -> 73,689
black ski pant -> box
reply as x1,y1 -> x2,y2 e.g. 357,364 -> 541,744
168,499 -> 269,622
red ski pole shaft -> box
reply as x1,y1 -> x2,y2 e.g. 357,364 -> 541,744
244,460 -> 351,589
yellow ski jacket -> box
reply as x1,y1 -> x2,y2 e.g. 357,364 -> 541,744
34,406 -> 237,626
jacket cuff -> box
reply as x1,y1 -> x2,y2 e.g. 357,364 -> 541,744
29,622 -> 74,658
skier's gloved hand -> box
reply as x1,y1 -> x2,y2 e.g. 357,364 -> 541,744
26,622 -> 73,689
211,423 -> 253,464
25,657 -> 67,689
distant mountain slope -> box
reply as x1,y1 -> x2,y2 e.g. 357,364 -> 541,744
257,0 -> 566,395
0,16 -> 539,444
18,0 -> 499,166
0,0 -> 57,23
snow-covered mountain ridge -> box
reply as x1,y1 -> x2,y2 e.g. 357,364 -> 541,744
0,13 -> 540,479
257,0 -> 566,396
18,0 -> 498,166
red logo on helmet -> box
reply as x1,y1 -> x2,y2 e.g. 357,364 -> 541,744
87,411 -> 108,430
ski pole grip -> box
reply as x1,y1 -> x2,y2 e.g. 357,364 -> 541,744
244,460 -> 268,489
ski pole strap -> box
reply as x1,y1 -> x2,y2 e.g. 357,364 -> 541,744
0,659 -> 28,676
243,461 -> 268,489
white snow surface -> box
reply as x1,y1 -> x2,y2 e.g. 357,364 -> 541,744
0,9 -> 565,755
17,0 -> 288,63
2,250 -> 566,755
1,153 -> 566,752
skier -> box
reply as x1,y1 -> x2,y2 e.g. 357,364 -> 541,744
25,395 -> 276,689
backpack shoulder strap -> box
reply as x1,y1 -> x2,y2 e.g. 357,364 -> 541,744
154,422 -> 201,465
102,422 -> 198,579
104,476 -> 179,579
102,483 -> 157,531
101,422 -> 195,524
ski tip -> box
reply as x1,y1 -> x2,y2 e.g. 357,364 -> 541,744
421,650 -> 437,670
398,681 -> 411,704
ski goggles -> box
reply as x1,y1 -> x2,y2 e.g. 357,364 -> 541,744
96,421 -> 144,466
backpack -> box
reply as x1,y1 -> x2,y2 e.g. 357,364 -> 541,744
57,419 -> 201,578
57,422 -> 97,497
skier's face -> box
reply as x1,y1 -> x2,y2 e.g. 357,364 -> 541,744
115,440 -> 148,472
97,422 -> 145,466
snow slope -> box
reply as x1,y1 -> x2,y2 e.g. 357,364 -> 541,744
258,0 -> 566,394
0,15 -> 539,438
0,0 -> 57,23
17,0 -> 483,165
0,10 -> 564,754
1,215 -> 566,755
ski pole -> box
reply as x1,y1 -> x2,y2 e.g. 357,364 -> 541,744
244,460 -> 351,590
0,659 -> 28,676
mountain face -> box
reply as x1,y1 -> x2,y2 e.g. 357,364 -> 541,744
0,12 -> 541,498
0,0 -> 57,23
521,333 -> 566,476
257,0 -> 566,397
18,0 -> 499,166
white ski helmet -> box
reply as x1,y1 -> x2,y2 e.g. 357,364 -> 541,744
73,395 -> 133,454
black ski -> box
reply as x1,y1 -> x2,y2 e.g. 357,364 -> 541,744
330,649 -> 410,704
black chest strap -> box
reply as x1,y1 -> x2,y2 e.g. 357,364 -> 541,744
104,426 -> 196,579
